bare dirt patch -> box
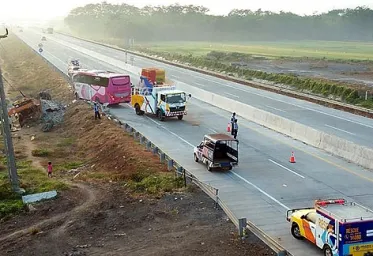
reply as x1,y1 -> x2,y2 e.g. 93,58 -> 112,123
0,34 -> 276,255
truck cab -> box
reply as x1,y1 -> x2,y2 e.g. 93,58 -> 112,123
287,199 -> 373,256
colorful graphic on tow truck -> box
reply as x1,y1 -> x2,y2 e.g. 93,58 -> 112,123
286,199 -> 373,256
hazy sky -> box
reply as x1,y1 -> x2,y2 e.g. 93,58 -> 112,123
1,0 -> 373,22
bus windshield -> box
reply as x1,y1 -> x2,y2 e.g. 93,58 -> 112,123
166,93 -> 186,104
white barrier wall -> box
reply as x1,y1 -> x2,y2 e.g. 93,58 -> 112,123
175,80 -> 373,170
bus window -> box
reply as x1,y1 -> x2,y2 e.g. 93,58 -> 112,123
86,76 -> 109,87
112,76 -> 130,86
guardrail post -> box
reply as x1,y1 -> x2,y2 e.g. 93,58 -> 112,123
167,159 -> 173,171
160,153 -> 165,163
238,218 -> 247,237
176,166 -> 182,177
152,147 -> 158,155
140,135 -> 145,144
215,189 -> 219,208
133,131 -> 138,139
183,169 -> 187,187
146,141 -> 152,150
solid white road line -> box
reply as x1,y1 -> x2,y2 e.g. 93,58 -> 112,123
268,159 -> 305,179
230,171 -> 290,210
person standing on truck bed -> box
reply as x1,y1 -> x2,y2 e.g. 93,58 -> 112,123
230,112 -> 236,135
232,119 -> 238,139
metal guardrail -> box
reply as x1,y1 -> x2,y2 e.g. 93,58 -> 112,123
17,32 -> 290,256
55,31 -> 373,119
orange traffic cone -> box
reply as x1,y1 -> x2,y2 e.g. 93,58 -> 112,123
227,123 -> 231,132
289,151 -> 296,163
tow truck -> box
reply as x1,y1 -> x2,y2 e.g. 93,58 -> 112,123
131,68 -> 189,121
287,199 -> 373,256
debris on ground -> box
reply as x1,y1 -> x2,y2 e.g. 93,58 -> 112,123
8,98 -> 41,127
40,99 -> 66,132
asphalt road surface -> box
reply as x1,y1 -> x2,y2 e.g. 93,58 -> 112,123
14,29 -> 373,256
33,31 -> 373,150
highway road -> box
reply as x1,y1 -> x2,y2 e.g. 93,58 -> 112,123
33,31 -> 373,150
14,30 -> 373,256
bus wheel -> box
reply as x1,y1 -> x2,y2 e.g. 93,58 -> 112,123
135,104 -> 144,115
177,115 -> 183,120
75,93 -> 79,100
323,245 -> 332,256
157,110 -> 165,121
291,223 -> 303,240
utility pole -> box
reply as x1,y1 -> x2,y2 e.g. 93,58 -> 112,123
0,28 -> 21,193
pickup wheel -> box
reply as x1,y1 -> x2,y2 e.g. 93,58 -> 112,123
194,153 -> 198,162
177,115 -> 183,120
135,104 -> 144,115
291,223 -> 303,240
323,245 -> 332,256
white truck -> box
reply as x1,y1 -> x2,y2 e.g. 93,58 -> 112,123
131,76 -> 189,121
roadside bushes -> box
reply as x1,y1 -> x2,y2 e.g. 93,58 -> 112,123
136,48 -> 365,106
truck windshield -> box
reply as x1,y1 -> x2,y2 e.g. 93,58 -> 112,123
166,93 -> 185,104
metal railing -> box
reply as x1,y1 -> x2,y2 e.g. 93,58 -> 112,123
17,32 -> 290,256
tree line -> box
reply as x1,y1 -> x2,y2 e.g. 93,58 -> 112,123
64,2 -> 373,42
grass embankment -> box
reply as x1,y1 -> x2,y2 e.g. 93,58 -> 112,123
0,34 -> 183,220
138,40 -> 373,61
66,32 -> 373,109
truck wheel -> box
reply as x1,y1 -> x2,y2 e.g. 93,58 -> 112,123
135,104 -> 144,115
177,115 -> 183,120
291,223 -> 303,240
194,154 -> 198,162
323,245 -> 332,256
207,162 -> 212,172
157,110 -> 165,121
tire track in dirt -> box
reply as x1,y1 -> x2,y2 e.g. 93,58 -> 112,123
0,137 -> 97,244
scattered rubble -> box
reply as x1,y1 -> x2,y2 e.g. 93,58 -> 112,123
40,99 -> 66,132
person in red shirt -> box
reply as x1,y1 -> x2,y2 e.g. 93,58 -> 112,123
47,162 -> 53,178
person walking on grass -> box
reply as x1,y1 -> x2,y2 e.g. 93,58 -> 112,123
47,161 -> 53,178
94,102 -> 101,120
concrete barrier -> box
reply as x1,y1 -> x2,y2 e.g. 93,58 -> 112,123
175,80 -> 373,170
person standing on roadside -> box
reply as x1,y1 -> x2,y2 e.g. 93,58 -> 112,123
94,102 -> 101,120
47,162 -> 53,178
232,119 -> 238,139
230,112 -> 236,135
